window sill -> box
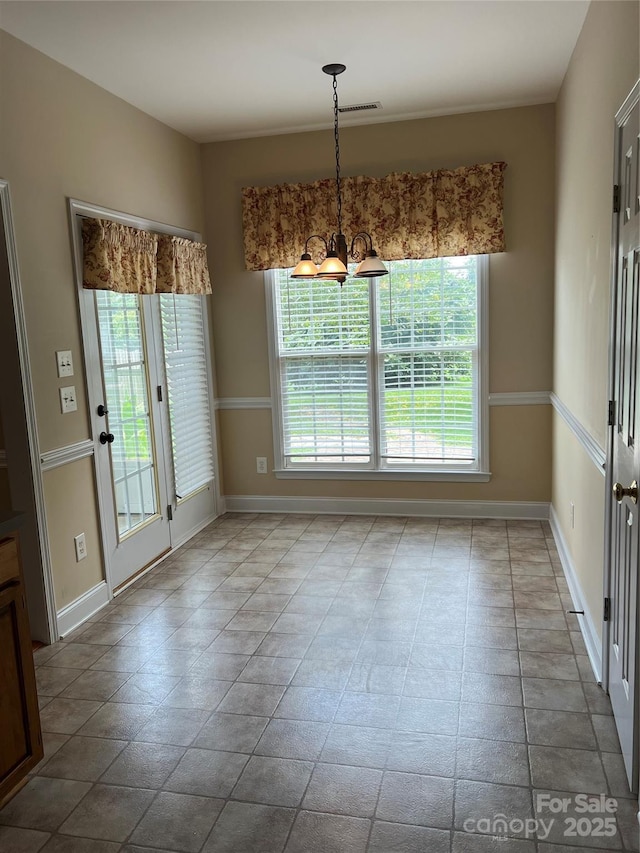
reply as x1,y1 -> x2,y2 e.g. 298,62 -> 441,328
273,469 -> 491,483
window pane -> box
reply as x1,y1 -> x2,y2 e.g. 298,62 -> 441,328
377,257 -> 478,466
281,356 -> 371,463
378,257 -> 477,350
275,270 -> 369,351
380,351 -> 475,463
96,290 -> 158,538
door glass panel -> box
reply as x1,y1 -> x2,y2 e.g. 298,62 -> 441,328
95,291 -> 158,538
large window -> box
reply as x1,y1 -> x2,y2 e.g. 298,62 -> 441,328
267,256 -> 488,479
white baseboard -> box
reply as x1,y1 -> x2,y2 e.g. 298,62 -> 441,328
172,512 -> 220,550
56,580 -> 109,639
223,495 -> 550,520
54,514 -> 221,638
549,504 -> 602,682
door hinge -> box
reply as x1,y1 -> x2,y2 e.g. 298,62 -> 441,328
608,400 -> 615,426
157,385 -> 163,403
613,184 -> 621,214
167,504 -> 173,521
604,596 -> 610,622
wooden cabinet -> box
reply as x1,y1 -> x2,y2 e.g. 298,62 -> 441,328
0,528 -> 42,803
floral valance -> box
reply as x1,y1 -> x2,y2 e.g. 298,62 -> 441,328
81,219 -> 211,295
241,161 -> 507,271
156,235 -> 212,295
82,219 -> 158,293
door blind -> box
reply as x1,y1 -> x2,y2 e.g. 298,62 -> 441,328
159,294 -> 214,498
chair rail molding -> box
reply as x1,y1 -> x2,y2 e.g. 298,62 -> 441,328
550,393 -> 606,474
216,393 -> 553,410
488,391 -> 551,406
215,397 -> 273,410
41,439 -> 95,472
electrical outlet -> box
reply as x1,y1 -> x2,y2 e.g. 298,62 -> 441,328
60,386 -> 78,414
74,532 -> 87,562
570,501 -> 575,529
56,350 -> 74,378
256,457 -> 268,474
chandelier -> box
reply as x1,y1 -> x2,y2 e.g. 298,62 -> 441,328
291,64 -> 389,284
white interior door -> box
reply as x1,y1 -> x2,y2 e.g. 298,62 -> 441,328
608,91 -> 639,792
92,290 -> 171,589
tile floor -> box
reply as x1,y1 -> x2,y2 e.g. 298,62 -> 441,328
1,513 -> 639,853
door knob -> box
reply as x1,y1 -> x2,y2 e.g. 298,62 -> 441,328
97,404 -> 109,417
99,432 -> 115,445
613,480 -> 638,504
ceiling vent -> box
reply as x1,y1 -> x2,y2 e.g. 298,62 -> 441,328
338,101 -> 382,114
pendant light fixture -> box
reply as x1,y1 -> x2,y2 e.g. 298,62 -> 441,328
291,64 -> 388,284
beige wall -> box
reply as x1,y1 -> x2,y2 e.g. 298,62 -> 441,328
0,32 -> 205,610
43,458 -> 103,607
203,104 -> 555,502
553,0 -> 639,637
218,405 -> 552,503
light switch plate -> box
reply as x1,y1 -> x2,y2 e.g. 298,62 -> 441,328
56,350 -> 73,378
60,386 -> 78,414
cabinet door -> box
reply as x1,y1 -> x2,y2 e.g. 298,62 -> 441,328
0,582 -> 42,801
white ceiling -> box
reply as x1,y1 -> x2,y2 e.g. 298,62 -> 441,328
0,0 -> 589,143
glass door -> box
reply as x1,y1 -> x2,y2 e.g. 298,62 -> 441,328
93,291 -> 171,590
72,204 -> 218,597
155,294 -> 216,544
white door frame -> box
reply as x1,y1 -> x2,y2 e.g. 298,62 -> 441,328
604,80 -> 640,690
0,180 -> 58,642
68,198 -> 222,596
603,79 -> 640,806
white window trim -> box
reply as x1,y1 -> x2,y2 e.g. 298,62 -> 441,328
264,255 -> 490,482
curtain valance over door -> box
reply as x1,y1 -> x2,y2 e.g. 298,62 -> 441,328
241,161 -> 507,271
156,235 -> 212,295
81,219 -> 212,294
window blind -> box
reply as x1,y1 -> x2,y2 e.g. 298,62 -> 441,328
377,257 -> 478,464
272,255 -> 480,470
275,275 -> 371,464
159,294 -> 214,498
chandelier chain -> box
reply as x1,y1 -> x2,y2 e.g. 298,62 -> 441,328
290,65 -> 388,283
332,73 -> 342,235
